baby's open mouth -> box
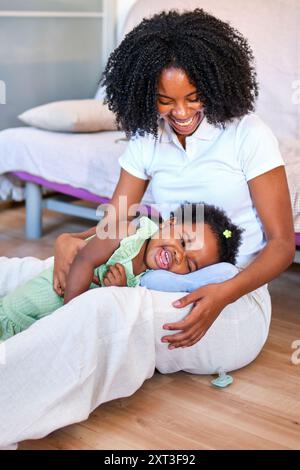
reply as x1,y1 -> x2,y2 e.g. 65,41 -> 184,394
155,247 -> 172,270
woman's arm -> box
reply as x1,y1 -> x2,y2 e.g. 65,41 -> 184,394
57,226 -> 97,242
61,169 -> 149,302
54,169 -> 149,295
63,235 -> 120,304
218,166 -> 295,303
163,166 -> 295,348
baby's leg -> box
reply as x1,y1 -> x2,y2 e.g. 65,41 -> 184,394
0,266 -> 63,341
0,256 -> 54,297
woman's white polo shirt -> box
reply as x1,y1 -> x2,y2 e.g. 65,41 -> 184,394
119,113 -> 284,267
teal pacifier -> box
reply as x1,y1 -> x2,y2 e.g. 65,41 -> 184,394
211,368 -> 233,388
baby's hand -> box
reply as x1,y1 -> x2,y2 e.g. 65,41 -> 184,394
103,263 -> 127,287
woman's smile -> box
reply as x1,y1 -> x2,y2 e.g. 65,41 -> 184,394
168,112 -> 202,135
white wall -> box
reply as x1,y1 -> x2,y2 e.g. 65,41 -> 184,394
117,0 -> 137,41
0,0 -> 107,130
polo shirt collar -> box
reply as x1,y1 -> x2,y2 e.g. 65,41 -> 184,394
159,115 -> 222,143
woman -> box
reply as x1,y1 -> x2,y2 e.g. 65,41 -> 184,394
55,8 -> 294,347
0,8 -> 295,448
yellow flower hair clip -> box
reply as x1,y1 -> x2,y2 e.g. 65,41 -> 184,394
223,229 -> 232,239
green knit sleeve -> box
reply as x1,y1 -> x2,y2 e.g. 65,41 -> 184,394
95,216 -> 158,287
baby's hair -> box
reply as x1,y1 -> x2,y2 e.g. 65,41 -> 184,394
170,202 -> 244,265
100,8 -> 258,139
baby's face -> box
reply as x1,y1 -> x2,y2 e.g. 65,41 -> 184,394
145,220 -> 219,274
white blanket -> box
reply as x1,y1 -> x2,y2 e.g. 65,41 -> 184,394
0,255 -> 271,448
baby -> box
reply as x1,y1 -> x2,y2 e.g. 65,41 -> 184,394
0,203 -> 242,340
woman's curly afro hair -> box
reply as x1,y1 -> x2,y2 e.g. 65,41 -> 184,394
100,8 -> 259,139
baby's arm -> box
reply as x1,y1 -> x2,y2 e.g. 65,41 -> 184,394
63,235 -> 120,304
102,264 -> 127,287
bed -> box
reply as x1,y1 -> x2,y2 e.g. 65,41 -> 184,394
0,0 -> 299,256
0,126 -> 153,237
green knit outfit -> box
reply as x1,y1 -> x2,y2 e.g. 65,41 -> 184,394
0,216 -> 158,340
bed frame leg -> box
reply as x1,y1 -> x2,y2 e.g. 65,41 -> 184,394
25,181 -> 42,239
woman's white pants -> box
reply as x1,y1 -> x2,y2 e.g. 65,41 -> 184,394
0,256 -> 271,449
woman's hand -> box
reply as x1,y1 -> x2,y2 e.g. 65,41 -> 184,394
162,283 -> 231,349
53,234 -> 99,296
103,264 -> 127,287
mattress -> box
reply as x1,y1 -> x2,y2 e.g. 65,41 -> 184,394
0,126 -> 154,204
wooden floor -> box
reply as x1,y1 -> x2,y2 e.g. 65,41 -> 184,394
1,203 -> 300,450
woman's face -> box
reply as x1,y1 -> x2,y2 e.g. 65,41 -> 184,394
144,220 -> 219,274
157,67 -> 204,138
